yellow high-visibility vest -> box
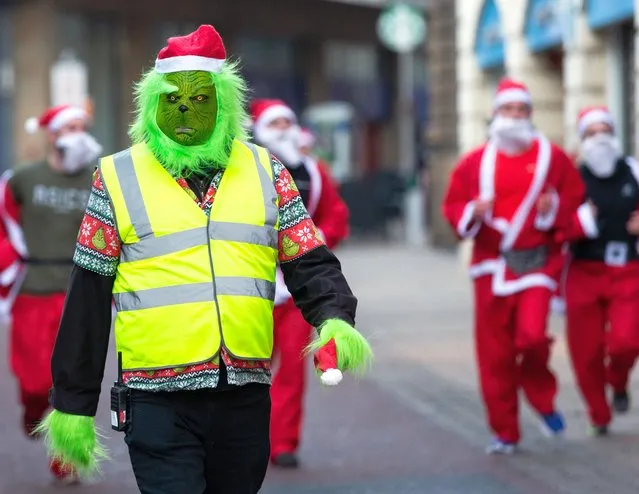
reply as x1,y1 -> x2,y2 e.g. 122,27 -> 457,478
99,140 -> 278,371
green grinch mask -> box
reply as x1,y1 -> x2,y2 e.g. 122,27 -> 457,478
129,61 -> 250,177
156,71 -> 217,146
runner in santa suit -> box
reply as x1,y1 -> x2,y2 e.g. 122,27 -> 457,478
250,99 -> 350,468
442,79 -> 584,454
558,106 -> 639,436
0,104 -> 102,481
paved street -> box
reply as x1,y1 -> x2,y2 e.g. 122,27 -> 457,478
2,243 -> 639,493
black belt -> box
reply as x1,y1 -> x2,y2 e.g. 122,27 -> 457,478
501,246 -> 548,275
572,241 -> 639,265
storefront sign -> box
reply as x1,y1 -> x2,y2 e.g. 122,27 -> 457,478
587,0 -> 634,29
474,0 -> 505,69
377,3 -> 427,54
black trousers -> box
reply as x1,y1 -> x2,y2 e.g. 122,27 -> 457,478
124,383 -> 271,494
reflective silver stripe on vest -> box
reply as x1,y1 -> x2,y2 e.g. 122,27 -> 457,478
120,223 -> 277,263
113,149 -> 153,240
245,143 -> 279,226
113,143 -> 278,263
114,277 -> 275,312
208,222 -> 277,250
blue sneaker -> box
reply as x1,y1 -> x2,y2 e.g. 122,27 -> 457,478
485,438 -> 517,455
540,411 -> 566,437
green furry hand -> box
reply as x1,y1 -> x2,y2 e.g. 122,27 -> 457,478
35,410 -> 108,475
307,319 -> 373,375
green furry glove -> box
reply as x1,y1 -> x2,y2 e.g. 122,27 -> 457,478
35,410 -> 108,476
307,319 -> 373,385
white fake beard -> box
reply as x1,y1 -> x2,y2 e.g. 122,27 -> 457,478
56,132 -> 103,174
581,133 -> 622,178
489,116 -> 535,154
255,125 -> 303,167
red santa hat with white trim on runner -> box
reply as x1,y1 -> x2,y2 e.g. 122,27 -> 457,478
154,24 -> 226,74
493,78 -> 532,111
249,99 -> 297,129
577,106 -> 615,139
24,104 -> 89,134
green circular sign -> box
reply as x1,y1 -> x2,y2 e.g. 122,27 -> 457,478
377,3 -> 427,53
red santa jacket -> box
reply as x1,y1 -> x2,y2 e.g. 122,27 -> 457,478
274,157 -> 349,306
442,135 -> 584,296
0,171 -> 27,319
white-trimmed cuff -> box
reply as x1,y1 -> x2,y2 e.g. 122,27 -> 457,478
534,190 -> 559,231
577,203 -> 599,238
457,201 -> 481,239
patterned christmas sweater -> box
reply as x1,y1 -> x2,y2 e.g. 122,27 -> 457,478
74,155 -> 324,392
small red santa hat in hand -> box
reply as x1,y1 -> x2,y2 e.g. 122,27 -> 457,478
313,339 -> 343,386
155,24 -> 226,74
577,106 -> 615,139
249,99 -> 297,129
24,104 -> 88,135
493,78 -> 532,111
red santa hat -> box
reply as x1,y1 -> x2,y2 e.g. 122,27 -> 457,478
24,104 -> 89,135
299,128 -> 316,149
155,24 -> 226,74
493,78 -> 532,110
249,99 -> 297,128
577,106 -> 615,138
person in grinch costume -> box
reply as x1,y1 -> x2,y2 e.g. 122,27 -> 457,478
37,24 -> 372,493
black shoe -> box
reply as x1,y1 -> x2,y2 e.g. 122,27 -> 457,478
272,453 -> 299,469
588,424 -> 609,437
613,390 -> 630,414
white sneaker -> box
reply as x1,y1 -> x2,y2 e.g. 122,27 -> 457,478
485,439 -> 516,455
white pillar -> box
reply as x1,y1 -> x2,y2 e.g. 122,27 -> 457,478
500,0 -> 564,144
562,12 -> 607,154
455,0 -> 495,266
456,0 -> 494,153
606,27 -> 627,150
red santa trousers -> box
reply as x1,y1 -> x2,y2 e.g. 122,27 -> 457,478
10,292 -> 66,424
473,275 -> 557,444
270,299 -> 313,458
565,260 -> 639,427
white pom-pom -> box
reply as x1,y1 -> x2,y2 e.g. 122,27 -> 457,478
320,368 -> 343,386
24,117 -> 40,134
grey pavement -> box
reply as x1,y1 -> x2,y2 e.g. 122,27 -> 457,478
1,243 -> 639,493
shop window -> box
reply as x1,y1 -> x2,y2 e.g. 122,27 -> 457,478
0,9 -> 12,171
325,41 -> 378,82
324,41 -> 390,121
235,37 -> 296,75
233,37 -> 304,112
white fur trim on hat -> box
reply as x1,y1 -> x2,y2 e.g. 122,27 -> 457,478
578,109 -> 615,138
155,55 -> 224,74
494,88 -> 532,109
255,104 -> 297,128
49,107 -> 88,132
320,368 -> 343,386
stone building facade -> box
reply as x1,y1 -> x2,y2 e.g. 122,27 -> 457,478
429,0 -> 637,248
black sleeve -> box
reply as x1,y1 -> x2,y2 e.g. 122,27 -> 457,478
280,245 -> 357,328
50,265 -> 114,416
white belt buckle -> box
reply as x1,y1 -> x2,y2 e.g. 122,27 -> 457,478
605,241 -> 628,267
